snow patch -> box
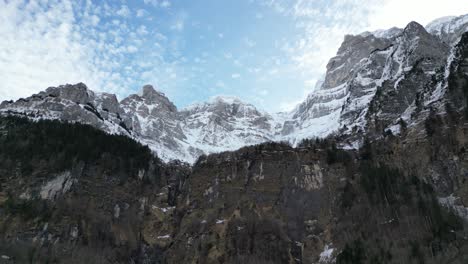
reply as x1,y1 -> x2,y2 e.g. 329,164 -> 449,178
151,205 -> 175,213
426,45 -> 457,105
319,244 -> 335,263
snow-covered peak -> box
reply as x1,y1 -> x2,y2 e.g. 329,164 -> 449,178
426,16 -> 457,32
122,85 -> 177,113
44,82 -> 95,104
373,27 -> 403,39
182,95 -> 261,116
426,14 -> 468,34
183,95 -> 245,110
359,27 -> 402,39
425,14 -> 468,45
140,84 -> 166,98
211,95 -> 243,105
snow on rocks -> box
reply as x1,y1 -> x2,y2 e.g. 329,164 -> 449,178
319,244 -> 335,263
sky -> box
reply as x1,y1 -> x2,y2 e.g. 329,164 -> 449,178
1,0 -> 468,112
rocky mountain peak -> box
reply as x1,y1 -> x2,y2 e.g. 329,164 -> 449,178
183,96 -> 260,116
372,27 -> 403,39
94,92 -> 122,114
404,21 -> 427,34
121,85 -> 177,114
45,82 -> 93,104
211,95 -> 243,105
141,84 -> 163,98
401,21 -> 442,51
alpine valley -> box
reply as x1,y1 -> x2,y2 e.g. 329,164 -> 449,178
1,14 -> 468,264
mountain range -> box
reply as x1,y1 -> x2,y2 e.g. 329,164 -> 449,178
2,14 -> 467,163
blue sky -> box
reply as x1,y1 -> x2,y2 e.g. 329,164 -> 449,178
1,0 -> 468,112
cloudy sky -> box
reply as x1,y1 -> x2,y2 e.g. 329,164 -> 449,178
1,0 -> 468,112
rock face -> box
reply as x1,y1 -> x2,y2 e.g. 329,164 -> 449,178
281,15 -> 468,146
286,19 -> 455,145
179,97 -> 275,155
120,85 -> 188,161
2,106 -> 468,263
2,15 -> 467,163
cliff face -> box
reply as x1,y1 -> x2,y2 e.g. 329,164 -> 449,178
1,108 -> 468,263
0,117 -> 191,263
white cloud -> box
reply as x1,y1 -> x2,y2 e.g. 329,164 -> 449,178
89,15 -> 100,26
127,45 -> 138,53
244,37 -> 256,48
143,0 -> 158,6
279,100 -> 301,112
116,5 -> 131,17
257,89 -> 268,96
171,21 -> 184,31
160,1 -> 171,8
248,67 -> 261,74
368,0 -> 468,30
171,12 -> 188,31
0,0 -> 99,100
231,73 -> 241,79
268,69 -> 278,75
0,0 -> 183,102
144,0 -> 171,8
215,80 -> 226,88
136,9 -> 147,18
137,25 -> 149,35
